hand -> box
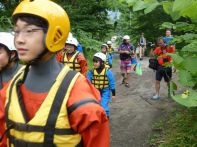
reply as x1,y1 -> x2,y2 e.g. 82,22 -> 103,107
125,51 -> 130,54
111,96 -> 116,102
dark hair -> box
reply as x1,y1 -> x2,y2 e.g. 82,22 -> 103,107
0,43 -> 10,54
12,14 -> 48,32
157,37 -> 164,43
0,43 -> 18,62
93,56 -> 102,63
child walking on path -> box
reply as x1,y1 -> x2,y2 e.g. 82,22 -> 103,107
56,37 -> 88,76
101,44 -> 113,68
87,52 -> 116,118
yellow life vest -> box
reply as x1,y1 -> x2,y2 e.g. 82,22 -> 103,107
105,53 -> 110,68
5,66 -> 82,147
62,51 -> 81,72
108,47 -> 113,54
91,68 -> 109,89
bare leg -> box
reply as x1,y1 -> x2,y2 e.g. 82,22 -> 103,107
139,46 -> 142,59
125,73 -> 130,83
155,80 -> 160,96
121,73 -> 126,84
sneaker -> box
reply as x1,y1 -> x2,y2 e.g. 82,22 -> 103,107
125,83 -> 130,88
152,95 -> 160,100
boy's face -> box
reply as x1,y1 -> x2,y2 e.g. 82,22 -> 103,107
0,48 -> 9,70
93,59 -> 101,69
14,19 -> 45,62
101,47 -> 107,54
65,44 -> 75,53
166,30 -> 171,37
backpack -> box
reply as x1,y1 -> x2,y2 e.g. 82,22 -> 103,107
149,58 -> 158,70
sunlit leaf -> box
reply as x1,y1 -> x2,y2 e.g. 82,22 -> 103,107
182,41 -> 197,53
179,70 -> 195,87
144,3 -> 160,14
172,91 -> 197,107
180,1 -> 197,21
162,1 -> 173,15
175,22 -> 196,32
168,53 -> 184,66
172,0 -> 193,13
133,0 -> 146,11
170,11 -> 181,21
126,0 -> 138,6
183,57 -> 197,74
161,22 -> 175,29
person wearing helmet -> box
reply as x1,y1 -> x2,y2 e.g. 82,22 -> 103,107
67,32 -> 83,53
106,40 -> 114,54
101,44 -> 112,68
0,1 -> 109,147
56,37 -> 88,76
139,32 -> 146,60
0,32 -> 21,90
118,35 -> 134,87
87,52 -> 116,119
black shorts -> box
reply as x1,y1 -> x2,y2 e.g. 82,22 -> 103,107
156,66 -> 172,82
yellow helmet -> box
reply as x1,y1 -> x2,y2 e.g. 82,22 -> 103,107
12,0 -> 70,52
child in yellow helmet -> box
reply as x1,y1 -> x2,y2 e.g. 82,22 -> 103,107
0,1 -> 109,147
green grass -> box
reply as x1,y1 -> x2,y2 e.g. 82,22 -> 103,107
150,107 -> 197,147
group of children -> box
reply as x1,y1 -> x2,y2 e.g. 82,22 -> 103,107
56,35 -> 116,118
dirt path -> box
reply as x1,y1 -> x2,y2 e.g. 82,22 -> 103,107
110,56 -> 176,147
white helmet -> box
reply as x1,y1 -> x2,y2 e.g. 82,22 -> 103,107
94,52 -> 106,62
107,41 -> 112,45
68,32 -> 73,39
101,44 -> 108,48
66,37 -> 78,47
0,32 -> 16,51
123,35 -> 130,40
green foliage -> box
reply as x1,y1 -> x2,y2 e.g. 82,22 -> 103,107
0,16 -> 12,31
172,90 -> 197,107
58,0 -> 115,41
150,107 -> 197,146
159,108 -> 197,146
144,0 -> 160,14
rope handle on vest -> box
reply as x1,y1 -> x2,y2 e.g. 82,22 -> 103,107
0,124 -> 13,142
